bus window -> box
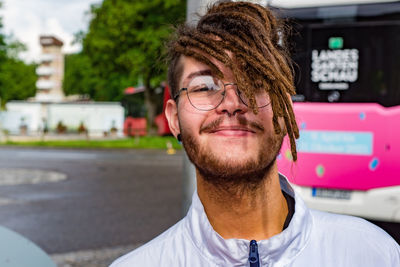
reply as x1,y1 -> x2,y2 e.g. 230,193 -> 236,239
297,23 -> 400,106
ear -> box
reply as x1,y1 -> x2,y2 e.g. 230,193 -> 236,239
165,99 -> 180,138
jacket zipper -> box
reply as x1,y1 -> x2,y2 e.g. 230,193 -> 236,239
248,240 -> 260,267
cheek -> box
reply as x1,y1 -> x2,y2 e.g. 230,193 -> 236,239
256,106 -> 275,130
178,102 -> 207,135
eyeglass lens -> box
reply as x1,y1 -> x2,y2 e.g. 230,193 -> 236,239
186,75 -> 270,111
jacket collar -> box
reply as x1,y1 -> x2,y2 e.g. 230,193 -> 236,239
184,174 -> 313,266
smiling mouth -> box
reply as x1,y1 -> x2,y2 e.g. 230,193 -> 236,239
209,127 -> 255,136
200,117 -> 264,135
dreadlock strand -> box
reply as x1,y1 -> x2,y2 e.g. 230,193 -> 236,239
234,55 -> 259,112
200,26 -> 278,80
270,93 -> 283,135
199,24 -> 283,87
207,1 -> 276,36
275,86 -> 299,161
202,2 -> 293,83
178,36 -> 231,68
199,19 -> 295,93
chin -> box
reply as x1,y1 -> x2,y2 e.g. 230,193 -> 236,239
206,136 -> 259,153
181,129 -> 282,187
213,148 -> 257,164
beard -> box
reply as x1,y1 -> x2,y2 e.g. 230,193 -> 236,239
180,116 -> 284,193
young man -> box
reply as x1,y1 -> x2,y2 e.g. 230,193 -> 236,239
111,1 -> 400,266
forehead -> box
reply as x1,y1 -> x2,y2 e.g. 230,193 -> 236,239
178,56 -> 212,87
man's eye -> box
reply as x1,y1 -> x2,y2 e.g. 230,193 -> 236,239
191,85 -> 218,93
197,87 -> 212,92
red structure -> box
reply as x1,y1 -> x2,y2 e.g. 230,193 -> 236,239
122,84 -> 172,136
123,117 -> 147,136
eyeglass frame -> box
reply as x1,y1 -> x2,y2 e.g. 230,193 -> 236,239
173,82 -> 270,111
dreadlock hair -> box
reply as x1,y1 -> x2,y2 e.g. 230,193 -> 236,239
167,0 -> 300,161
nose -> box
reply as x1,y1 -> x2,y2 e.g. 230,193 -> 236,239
215,84 -> 248,116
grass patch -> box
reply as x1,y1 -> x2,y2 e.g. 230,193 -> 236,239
0,136 -> 182,150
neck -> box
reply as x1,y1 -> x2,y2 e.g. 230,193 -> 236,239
196,163 -> 288,241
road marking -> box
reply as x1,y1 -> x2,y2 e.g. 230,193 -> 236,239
0,168 -> 67,186
51,244 -> 142,267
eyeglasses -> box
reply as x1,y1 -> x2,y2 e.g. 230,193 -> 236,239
174,75 -> 270,111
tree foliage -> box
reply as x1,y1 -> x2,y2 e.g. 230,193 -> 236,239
0,13 -> 37,106
0,57 -> 36,104
64,0 -> 186,132
63,53 -> 96,97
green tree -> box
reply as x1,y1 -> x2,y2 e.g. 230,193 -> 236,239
63,53 -> 96,97
0,2 -> 6,64
0,58 -> 36,105
81,0 -> 186,133
0,3 -> 37,106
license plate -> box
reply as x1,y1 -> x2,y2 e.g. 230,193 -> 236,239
312,188 -> 352,200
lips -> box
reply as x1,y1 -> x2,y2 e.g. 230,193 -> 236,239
200,116 -> 264,134
202,125 -> 256,137
209,126 -> 255,134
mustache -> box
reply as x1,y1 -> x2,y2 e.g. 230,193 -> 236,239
200,116 -> 265,133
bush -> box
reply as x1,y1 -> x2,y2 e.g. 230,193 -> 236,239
78,122 -> 87,134
56,121 -> 67,134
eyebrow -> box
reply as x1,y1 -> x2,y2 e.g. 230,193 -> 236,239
183,69 -> 213,86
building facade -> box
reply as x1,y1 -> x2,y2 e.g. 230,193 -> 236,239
35,36 -> 65,102
1,35 -> 125,137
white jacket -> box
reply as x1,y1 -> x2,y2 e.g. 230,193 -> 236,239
111,176 -> 400,266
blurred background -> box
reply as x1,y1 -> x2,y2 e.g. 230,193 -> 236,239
0,0 -> 398,266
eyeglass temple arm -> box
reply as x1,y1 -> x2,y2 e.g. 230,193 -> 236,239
173,88 -> 187,101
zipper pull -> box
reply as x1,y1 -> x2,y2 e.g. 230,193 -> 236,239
248,240 -> 260,267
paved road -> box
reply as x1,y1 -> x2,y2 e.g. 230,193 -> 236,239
0,147 -> 398,266
0,147 -> 184,256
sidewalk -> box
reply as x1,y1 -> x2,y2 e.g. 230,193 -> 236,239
0,133 -> 124,142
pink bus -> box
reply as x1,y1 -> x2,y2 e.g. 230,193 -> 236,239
275,1 -> 400,222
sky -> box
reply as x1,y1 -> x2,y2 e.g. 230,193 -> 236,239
0,0 -> 390,64
0,0 -> 102,63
